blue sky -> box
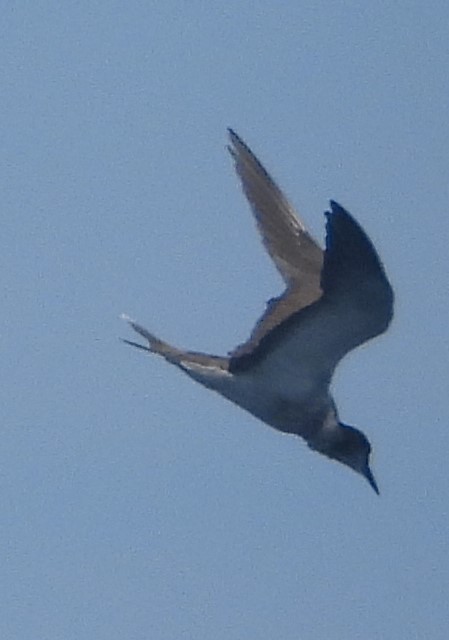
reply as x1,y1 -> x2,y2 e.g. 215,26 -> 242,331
2,2 -> 449,638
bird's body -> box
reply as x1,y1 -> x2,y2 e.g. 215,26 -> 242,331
123,130 -> 393,493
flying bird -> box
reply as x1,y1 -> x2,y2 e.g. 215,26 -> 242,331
123,130 -> 394,494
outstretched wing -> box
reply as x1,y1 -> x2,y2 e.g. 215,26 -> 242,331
228,129 -> 323,287
230,201 -> 394,376
227,129 -> 324,358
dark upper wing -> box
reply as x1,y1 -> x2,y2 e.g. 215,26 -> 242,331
321,200 -> 394,343
230,201 -> 394,375
227,129 -> 323,358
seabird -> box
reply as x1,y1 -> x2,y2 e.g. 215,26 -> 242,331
123,130 -> 394,494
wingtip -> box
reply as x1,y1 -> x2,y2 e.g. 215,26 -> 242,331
325,201 -> 353,227
328,200 -> 346,215
227,128 -> 248,151
226,128 -> 241,159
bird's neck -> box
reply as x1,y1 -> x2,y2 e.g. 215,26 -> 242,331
306,407 -> 343,456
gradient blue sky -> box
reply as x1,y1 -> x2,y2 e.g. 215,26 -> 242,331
2,2 -> 449,638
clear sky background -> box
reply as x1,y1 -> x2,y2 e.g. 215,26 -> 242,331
2,2 -> 449,639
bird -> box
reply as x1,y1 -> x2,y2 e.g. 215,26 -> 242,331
122,129 -> 394,494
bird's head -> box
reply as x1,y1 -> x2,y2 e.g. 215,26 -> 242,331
334,424 -> 379,494
316,424 -> 379,494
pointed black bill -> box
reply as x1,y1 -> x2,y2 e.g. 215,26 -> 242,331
364,465 -> 380,495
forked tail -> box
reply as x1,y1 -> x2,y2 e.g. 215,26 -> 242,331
121,314 -> 230,373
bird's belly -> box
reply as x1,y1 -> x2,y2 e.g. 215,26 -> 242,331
215,366 -> 328,439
